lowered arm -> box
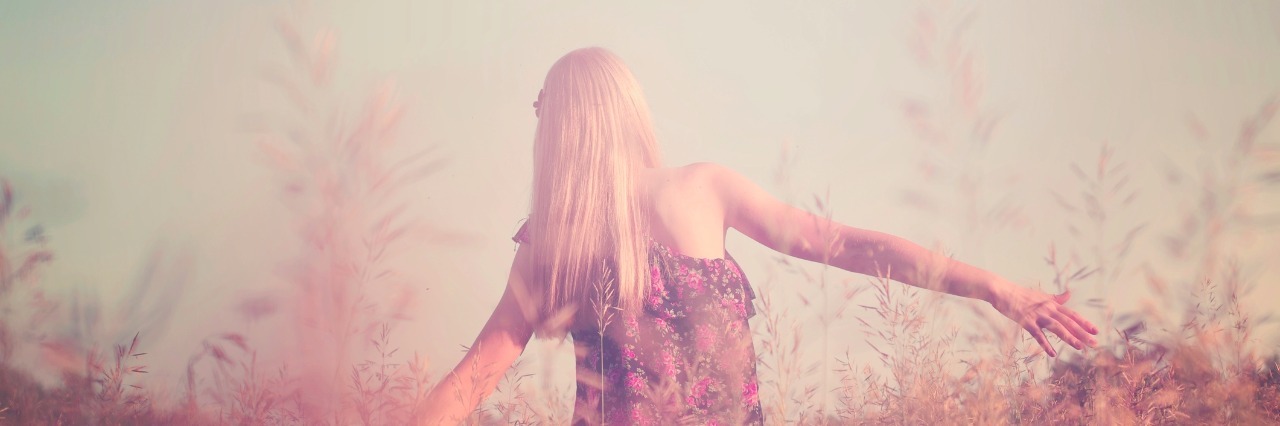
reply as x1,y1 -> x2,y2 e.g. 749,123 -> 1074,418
420,245 -> 537,425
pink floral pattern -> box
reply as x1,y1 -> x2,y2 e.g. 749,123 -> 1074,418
513,223 -> 763,425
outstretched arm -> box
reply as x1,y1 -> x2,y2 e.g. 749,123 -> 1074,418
704,163 -> 1098,356
420,245 -> 537,425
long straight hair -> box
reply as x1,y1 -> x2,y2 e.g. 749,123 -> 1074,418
528,47 -> 662,332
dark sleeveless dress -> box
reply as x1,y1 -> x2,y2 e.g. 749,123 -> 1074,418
513,223 -> 764,425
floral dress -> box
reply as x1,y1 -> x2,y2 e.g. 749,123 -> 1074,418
513,223 -> 764,425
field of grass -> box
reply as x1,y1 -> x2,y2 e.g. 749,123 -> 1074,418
2,2 -> 1278,425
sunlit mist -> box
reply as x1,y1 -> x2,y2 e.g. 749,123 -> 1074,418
2,0 -> 1278,424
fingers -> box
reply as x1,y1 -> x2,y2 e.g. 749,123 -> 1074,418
1049,310 -> 1096,349
1024,323 -> 1057,357
1058,305 -> 1099,335
1049,289 -> 1100,342
1047,289 -> 1098,336
1041,316 -> 1079,351
1007,287 -> 1099,357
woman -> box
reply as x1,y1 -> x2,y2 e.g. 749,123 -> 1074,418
421,47 -> 1098,425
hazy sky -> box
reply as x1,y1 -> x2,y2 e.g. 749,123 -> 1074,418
3,0 -> 1279,407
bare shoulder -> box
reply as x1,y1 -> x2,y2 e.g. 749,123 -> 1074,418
657,162 -> 742,205
674,162 -> 741,189
639,163 -> 744,244
675,162 -> 756,199
674,162 -> 785,234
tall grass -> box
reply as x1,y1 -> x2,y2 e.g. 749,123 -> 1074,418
0,179 -> 57,369
0,180 -> 210,424
188,8 -> 443,424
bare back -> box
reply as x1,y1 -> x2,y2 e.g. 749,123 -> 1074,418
638,163 -> 731,260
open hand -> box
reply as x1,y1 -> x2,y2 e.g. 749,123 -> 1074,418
990,285 -> 1099,357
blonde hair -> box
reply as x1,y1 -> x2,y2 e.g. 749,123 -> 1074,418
527,47 -> 662,332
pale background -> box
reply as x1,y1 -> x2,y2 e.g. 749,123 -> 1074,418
2,0 -> 1278,410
